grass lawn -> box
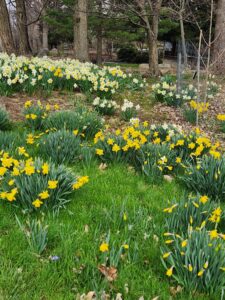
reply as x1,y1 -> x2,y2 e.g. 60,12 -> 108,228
0,162 -> 218,300
0,55 -> 224,300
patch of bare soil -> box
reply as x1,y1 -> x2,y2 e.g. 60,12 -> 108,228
0,91 -> 85,121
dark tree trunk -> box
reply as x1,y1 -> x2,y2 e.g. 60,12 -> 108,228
15,0 -> 32,54
0,0 -> 16,54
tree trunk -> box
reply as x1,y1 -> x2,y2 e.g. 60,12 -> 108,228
97,33 -> 103,64
31,22 -> 42,54
15,0 -> 31,55
74,0 -> 89,62
213,0 -> 225,74
137,0 -> 161,75
179,13 -> 188,67
0,0 -> 16,54
42,21 -> 49,50
150,9 -> 160,75
96,0 -> 103,64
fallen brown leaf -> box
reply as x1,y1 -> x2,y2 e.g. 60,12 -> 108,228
170,285 -> 183,296
99,163 -> 108,171
84,224 -> 89,233
98,264 -> 118,282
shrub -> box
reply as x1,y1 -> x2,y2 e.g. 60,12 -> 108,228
44,107 -> 103,139
0,107 -> 10,130
121,99 -> 140,121
0,156 -> 88,211
39,130 -> 81,164
180,155 -> 225,201
117,47 -> 151,64
92,97 -> 118,116
161,228 -> 225,295
117,47 -> 138,63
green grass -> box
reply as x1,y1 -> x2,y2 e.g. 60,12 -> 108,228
0,162 -> 217,300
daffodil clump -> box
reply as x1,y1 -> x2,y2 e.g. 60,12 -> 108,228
183,100 -> 209,124
94,120 -> 220,182
152,75 -> 220,109
39,130 -> 81,164
44,107 -> 104,140
120,99 -> 140,121
23,100 -> 59,130
206,75 -> 221,99
162,195 -> 225,295
0,54 -> 147,98
0,106 -> 11,130
181,155 -> 225,201
0,152 -> 88,211
189,100 -> 209,114
92,97 -> 118,116
152,79 -> 197,107
0,131 -> 25,154
217,114 -> 225,133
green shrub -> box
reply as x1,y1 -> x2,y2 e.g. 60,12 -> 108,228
161,228 -> 225,295
0,107 -> 10,130
180,155 -> 225,201
39,130 -> 81,164
117,46 -> 138,63
44,107 -> 103,139
0,158 -> 77,211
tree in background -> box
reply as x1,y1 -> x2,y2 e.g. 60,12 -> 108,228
0,0 -> 16,54
74,0 -> 89,61
15,0 -> 32,54
107,0 -> 163,75
213,0 -> 225,74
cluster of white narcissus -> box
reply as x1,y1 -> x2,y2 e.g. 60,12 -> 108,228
0,53 -> 147,95
121,99 -> 140,112
152,81 -> 197,101
93,97 -> 119,109
152,78 -> 221,103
